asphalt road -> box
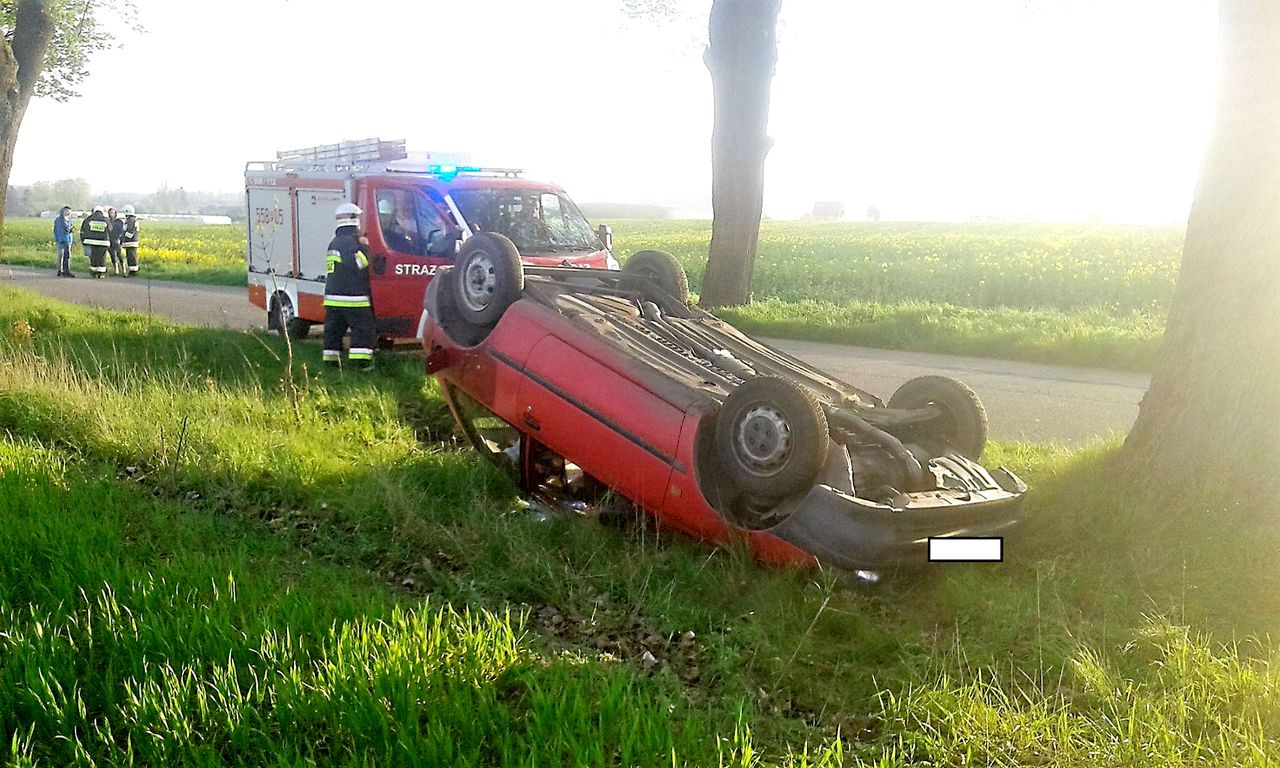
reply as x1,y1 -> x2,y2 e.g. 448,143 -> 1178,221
1,264 -> 1149,445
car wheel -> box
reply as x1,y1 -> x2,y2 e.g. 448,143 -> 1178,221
622,250 -> 690,304
888,375 -> 988,459
715,375 -> 829,500
453,232 -> 524,326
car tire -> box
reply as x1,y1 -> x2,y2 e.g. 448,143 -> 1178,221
622,250 -> 690,304
715,375 -> 829,500
887,375 -> 988,459
453,232 -> 524,326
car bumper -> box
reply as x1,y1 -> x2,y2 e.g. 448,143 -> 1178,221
765,467 -> 1026,570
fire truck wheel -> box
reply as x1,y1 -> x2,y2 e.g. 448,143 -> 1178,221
454,232 -> 524,326
622,250 -> 690,304
715,375 -> 828,500
270,292 -> 312,339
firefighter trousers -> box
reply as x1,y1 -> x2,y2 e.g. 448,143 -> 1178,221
88,246 -> 108,276
322,305 -> 376,366
124,247 -> 139,274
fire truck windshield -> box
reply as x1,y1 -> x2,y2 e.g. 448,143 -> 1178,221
451,188 -> 601,254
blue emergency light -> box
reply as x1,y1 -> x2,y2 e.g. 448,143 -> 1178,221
428,164 -> 484,180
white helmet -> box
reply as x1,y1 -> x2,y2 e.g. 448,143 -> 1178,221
335,202 -> 362,227
92,205 -> 105,214
376,198 -> 394,216
123,204 -> 135,216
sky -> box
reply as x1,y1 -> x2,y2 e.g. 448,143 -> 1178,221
10,0 -> 1219,223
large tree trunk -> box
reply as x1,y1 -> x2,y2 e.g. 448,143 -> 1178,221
0,1 -> 54,257
1125,0 -> 1280,490
699,0 -> 781,309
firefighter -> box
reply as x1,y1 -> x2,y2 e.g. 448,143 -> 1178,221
322,202 -> 375,371
80,206 -> 111,278
120,205 -> 140,276
107,207 -> 124,275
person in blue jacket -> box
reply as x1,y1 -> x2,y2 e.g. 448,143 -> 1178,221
53,205 -> 75,277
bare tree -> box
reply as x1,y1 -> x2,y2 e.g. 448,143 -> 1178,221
1125,0 -> 1280,492
698,0 -> 781,308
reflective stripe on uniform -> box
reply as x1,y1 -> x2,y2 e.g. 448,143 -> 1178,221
322,350 -> 341,360
89,265 -> 107,273
355,251 -> 369,269
323,293 -> 370,306
128,266 -> 139,272
88,221 -> 107,231
83,239 -> 110,246
348,351 -> 373,361
324,300 -> 372,308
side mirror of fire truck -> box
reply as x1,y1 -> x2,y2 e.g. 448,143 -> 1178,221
427,225 -> 463,258
596,224 -> 613,252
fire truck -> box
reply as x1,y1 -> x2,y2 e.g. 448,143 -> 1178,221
246,138 -> 617,340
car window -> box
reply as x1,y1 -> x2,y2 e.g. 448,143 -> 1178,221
447,384 -> 520,474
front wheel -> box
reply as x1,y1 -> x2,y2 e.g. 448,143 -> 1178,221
715,376 -> 829,500
888,375 -> 988,459
453,232 -> 524,326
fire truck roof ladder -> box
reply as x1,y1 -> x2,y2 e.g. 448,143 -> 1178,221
274,138 -> 408,169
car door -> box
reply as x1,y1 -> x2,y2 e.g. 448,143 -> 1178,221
363,183 -> 456,337
515,335 -> 683,509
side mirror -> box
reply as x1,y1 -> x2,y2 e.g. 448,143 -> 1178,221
427,225 -> 462,257
596,224 -> 613,252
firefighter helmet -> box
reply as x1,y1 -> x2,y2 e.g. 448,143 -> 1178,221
377,198 -> 394,216
122,205 -> 135,216
93,205 -> 105,214
335,202 -> 362,226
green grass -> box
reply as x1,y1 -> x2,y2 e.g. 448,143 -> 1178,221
3,287 -> 1276,765
719,298 -> 1165,372
1,217 -> 1178,370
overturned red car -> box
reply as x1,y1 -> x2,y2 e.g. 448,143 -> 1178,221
420,233 -> 1025,570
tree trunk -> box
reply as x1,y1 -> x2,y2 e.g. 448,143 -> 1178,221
1125,0 -> 1280,491
699,0 -> 781,309
0,1 -> 55,257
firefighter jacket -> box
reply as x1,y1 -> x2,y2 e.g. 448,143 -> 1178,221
108,217 -> 124,246
121,216 -> 140,247
80,212 -> 110,247
323,225 -> 372,308
53,214 -> 73,245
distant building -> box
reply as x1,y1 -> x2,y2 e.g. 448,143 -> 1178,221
810,201 -> 845,221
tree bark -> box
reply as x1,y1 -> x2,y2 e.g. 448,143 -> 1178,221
1125,0 -> 1280,491
0,1 -> 54,256
699,0 -> 781,308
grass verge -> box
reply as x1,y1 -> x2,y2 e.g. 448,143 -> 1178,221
1,286 -> 1276,765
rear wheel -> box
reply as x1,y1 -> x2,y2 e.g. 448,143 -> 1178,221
622,250 -> 690,304
453,232 -> 524,326
715,376 -> 829,500
270,292 -> 311,339
888,375 -> 988,459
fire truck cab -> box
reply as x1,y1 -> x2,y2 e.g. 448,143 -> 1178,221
246,138 -> 617,341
